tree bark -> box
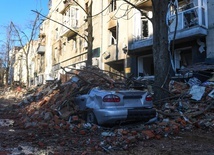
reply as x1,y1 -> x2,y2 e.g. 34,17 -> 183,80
152,0 -> 172,104
86,0 -> 93,66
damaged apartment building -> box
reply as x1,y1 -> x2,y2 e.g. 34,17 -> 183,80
11,0 -> 214,86
129,0 -> 211,79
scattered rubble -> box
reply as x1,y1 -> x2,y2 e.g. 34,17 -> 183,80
1,66 -> 214,153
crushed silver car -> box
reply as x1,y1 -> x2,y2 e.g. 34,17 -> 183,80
74,87 -> 157,125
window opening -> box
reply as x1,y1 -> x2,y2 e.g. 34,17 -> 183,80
110,0 -> 117,12
141,18 -> 149,38
109,26 -> 117,45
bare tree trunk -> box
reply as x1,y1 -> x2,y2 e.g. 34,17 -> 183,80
152,0 -> 172,104
26,51 -> 29,88
5,67 -> 9,88
4,26 -> 13,88
0,71 -> 4,86
87,0 -> 93,66
122,0 -> 172,103
0,63 -> 4,86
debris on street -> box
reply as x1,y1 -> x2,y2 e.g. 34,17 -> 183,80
1,66 -> 214,153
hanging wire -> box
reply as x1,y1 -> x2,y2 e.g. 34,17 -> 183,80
167,0 -> 179,73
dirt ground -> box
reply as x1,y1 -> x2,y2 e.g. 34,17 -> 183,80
0,97 -> 214,155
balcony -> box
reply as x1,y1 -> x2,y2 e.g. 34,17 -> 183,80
130,1 -> 208,51
168,3 -> 207,40
169,3 -> 207,31
60,19 -> 78,37
59,0 -> 76,13
37,45 -> 45,54
60,6 -> 79,37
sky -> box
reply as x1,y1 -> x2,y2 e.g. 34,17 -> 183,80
0,0 -> 49,43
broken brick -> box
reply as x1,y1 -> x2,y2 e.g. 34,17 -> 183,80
141,130 -> 155,139
79,130 -> 86,135
155,134 -> 162,140
125,136 -> 137,143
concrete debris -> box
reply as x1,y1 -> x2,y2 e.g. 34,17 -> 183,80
2,66 -> 214,153
189,85 -> 206,101
0,119 -> 14,127
187,77 -> 202,87
208,89 -> 214,98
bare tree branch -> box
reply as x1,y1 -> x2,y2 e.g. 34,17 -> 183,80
10,14 -> 40,88
73,0 -> 87,14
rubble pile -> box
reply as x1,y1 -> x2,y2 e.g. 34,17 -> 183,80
16,67 -> 130,129
11,66 -> 214,152
159,78 -> 214,130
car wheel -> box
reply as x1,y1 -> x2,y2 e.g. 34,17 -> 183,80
86,111 -> 97,124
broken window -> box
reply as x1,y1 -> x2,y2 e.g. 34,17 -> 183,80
180,51 -> 192,67
178,0 -> 199,27
174,49 -> 192,72
141,18 -> 149,38
138,55 -> 154,76
109,26 -> 117,45
183,8 -> 198,27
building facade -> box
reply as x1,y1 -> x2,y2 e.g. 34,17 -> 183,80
39,0 -> 104,82
128,0 -> 210,78
13,41 -> 40,86
12,0 -> 214,86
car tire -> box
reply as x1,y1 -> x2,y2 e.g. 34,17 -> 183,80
86,111 -> 97,124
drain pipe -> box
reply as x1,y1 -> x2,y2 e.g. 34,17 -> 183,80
100,0 -> 104,70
